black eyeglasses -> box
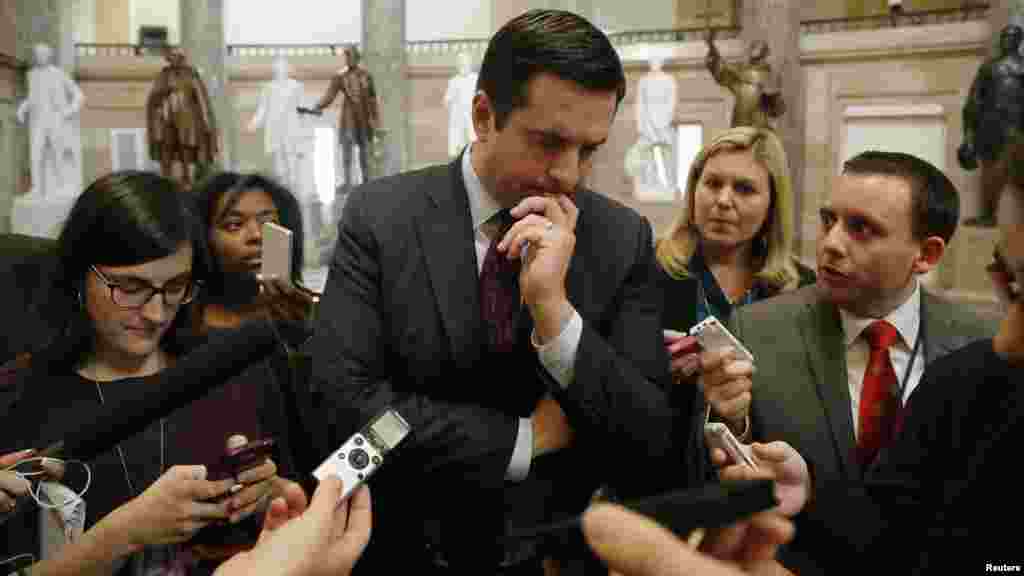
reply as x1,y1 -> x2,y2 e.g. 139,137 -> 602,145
90,265 -> 199,309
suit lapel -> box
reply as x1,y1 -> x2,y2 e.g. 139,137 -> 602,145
798,293 -> 857,479
416,157 -> 485,370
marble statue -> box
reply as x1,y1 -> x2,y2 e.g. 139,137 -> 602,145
630,53 -> 678,198
705,29 -> 785,130
248,56 -> 306,193
15,43 -> 84,200
312,45 -> 381,191
146,48 -> 219,189
444,52 -> 478,158
958,25 -> 1024,227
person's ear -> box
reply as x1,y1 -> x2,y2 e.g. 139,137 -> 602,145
472,91 -> 494,143
912,236 -> 946,275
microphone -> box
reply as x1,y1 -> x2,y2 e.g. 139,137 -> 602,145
38,319 -> 280,462
503,479 -> 777,558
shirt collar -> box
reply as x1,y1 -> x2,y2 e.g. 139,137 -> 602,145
461,144 -> 502,232
840,280 -> 921,349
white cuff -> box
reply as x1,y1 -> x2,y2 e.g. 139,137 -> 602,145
505,417 -> 533,482
533,308 -> 582,390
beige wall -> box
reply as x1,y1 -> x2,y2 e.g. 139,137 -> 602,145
802,0 -> 967,21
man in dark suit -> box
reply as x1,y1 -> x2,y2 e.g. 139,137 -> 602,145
305,10 -> 683,574
699,151 -> 995,571
718,159 -> 1024,572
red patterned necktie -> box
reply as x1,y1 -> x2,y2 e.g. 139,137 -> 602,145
479,210 -> 520,354
857,319 -> 903,467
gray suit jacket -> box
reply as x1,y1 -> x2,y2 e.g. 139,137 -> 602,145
732,284 -> 996,490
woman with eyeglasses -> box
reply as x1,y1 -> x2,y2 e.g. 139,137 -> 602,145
0,171 -> 287,575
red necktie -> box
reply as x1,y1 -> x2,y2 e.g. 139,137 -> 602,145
857,320 -> 903,467
479,211 -> 520,354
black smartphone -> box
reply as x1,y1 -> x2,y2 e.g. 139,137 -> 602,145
189,438 -> 276,548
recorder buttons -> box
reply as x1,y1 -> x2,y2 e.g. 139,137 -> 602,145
349,448 -> 370,470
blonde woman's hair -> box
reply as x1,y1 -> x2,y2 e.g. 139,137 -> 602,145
655,126 -> 799,291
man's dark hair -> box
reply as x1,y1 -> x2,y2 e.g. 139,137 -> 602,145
842,150 -> 960,243
477,9 -> 626,130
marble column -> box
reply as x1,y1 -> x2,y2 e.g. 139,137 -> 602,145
362,0 -> 408,179
180,0 -> 236,171
740,0 -> 806,252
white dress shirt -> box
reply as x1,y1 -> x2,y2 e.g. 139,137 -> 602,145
840,281 -> 924,440
461,148 -> 584,481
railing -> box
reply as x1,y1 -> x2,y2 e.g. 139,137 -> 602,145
73,3 -> 992,61
606,25 -> 741,46
801,3 -> 989,35
75,43 -> 174,57
226,43 -> 354,57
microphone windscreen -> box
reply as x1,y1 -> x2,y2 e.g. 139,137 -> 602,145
51,319 -> 279,461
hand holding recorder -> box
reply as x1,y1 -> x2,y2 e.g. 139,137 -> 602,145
714,441 -> 810,518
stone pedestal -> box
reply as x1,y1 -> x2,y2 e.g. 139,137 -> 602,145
10,193 -> 73,238
740,0 -> 804,250
180,0 -> 236,170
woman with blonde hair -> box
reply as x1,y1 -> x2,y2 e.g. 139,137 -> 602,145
658,127 -> 813,470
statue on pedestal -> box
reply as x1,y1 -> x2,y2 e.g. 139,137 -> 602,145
705,30 -> 785,129
312,45 -> 381,192
958,25 -> 1024,228
248,56 -> 305,193
627,54 -> 678,200
146,48 -> 219,189
15,43 -> 84,200
444,52 -> 478,158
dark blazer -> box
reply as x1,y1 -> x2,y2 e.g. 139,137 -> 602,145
731,284 -> 996,572
305,157 -> 682,571
657,255 -> 816,335
733,284 -> 995,491
796,339 -> 1023,573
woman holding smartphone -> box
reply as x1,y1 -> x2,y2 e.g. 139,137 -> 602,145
0,171 -> 284,574
655,127 -> 813,485
187,172 -> 322,522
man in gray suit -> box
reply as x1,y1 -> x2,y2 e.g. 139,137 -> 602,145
698,151 -> 994,568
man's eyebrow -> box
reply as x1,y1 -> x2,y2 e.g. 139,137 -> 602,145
528,128 -> 607,148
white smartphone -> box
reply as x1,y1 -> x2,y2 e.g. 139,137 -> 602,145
689,316 -> 755,363
261,221 -> 293,283
704,422 -> 758,470
313,409 -> 412,501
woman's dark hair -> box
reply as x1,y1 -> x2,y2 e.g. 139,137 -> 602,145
192,172 -> 305,299
43,170 -> 205,372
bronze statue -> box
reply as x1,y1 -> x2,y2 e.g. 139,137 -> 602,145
312,45 -> 381,190
705,29 -> 786,130
145,48 -> 219,189
958,25 -> 1024,227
